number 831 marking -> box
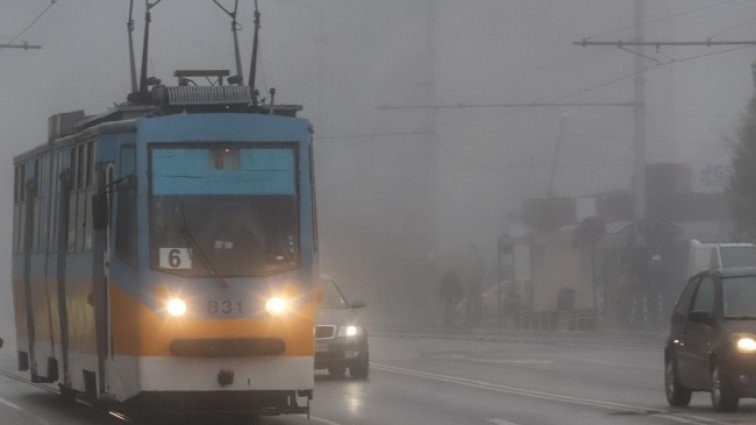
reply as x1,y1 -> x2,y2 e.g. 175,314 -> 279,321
207,300 -> 244,315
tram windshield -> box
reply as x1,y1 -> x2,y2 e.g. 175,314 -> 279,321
149,144 -> 299,277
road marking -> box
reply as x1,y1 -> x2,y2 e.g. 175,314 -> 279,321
487,418 -> 522,425
446,354 -> 554,365
551,354 -> 662,371
0,396 -> 23,411
310,415 -> 347,425
0,395 -> 52,425
371,363 -> 721,425
441,351 -> 658,370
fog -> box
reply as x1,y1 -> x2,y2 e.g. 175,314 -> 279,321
1,0 -> 755,332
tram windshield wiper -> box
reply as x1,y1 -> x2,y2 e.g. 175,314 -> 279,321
179,202 -> 229,288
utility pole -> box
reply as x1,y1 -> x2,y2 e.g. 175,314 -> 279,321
632,0 -> 646,221
547,113 -> 569,198
424,0 -> 438,269
573,1 -> 756,220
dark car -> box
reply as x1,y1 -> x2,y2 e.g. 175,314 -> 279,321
315,276 -> 369,379
665,267 -> 756,411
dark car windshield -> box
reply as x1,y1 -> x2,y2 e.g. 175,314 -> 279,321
149,145 -> 299,277
320,279 -> 348,309
723,276 -> 756,318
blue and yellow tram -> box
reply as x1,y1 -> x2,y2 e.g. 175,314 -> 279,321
11,84 -> 318,417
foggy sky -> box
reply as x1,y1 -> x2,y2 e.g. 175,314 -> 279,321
1,0 -> 755,327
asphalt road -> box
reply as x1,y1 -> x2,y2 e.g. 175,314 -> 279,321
0,333 -> 754,425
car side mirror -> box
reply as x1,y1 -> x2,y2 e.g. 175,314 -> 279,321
688,311 -> 712,324
351,300 -> 366,309
120,175 -> 137,191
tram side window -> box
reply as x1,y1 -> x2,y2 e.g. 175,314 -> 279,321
48,152 -> 61,253
76,144 -> 87,252
30,157 -> 51,253
32,158 -> 41,252
56,151 -> 71,253
77,144 -> 86,190
309,141 -> 318,252
85,141 -> 93,187
84,142 -> 95,251
13,164 -> 25,254
67,148 -> 77,252
64,143 -> 95,252
116,146 -> 137,265
13,165 -> 18,254
17,164 -> 28,254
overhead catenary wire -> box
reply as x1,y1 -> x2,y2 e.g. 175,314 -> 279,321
0,0 -> 57,54
434,47 -> 616,102
617,45 -> 661,64
665,43 -> 756,64
708,13 -> 756,40
385,42 -> 756,115
584,0 -> 737,41
410,41 -> 753,132
521,44 -> 756,106
371,2 -> 756,141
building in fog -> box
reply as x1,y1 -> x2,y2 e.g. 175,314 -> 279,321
509,162 -> 735,328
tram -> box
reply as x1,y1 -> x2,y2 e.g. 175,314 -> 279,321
10,1 -> 317,420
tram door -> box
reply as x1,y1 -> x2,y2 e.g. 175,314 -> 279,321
23,160 -> 59,384
92,164 -> 114,396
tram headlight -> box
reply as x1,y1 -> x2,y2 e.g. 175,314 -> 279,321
265,297 -> 289,316
166,298 -> 187,317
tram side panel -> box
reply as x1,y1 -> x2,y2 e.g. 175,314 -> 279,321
12,152 -> 63,383
12,139 -> 103,394
32,153 -> 64,383
52,140 -> 98,394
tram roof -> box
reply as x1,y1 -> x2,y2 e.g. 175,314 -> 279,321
14,85 -> 304,164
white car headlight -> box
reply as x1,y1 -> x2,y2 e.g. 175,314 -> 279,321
166,298 -> 187,317
337,325 -> 362,338
737,336 -> 756,353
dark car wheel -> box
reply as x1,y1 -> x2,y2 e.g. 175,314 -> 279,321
350,352 -> 369,380
711,363 -> 739,412
328,365 -> 347,378
665,357 -> 691,407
